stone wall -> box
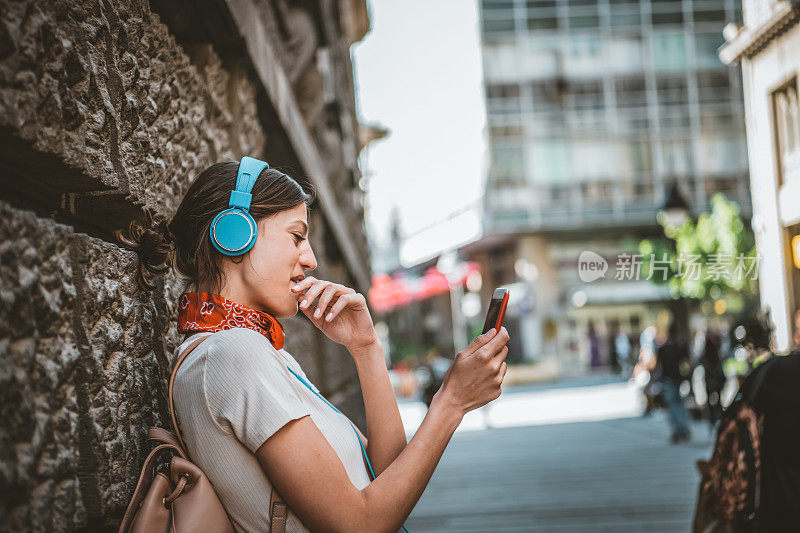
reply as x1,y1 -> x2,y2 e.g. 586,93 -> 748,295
0,0 -> 371,530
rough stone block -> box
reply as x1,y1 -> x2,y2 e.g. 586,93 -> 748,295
0,201 -> 84,532
69,234 -> 170,520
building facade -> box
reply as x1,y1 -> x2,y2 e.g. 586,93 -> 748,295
720,0 -> 800,351
0,0 -> 371,530
478,0 -> 752,368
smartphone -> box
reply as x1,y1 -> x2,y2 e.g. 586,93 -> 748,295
482,288 -> 510,334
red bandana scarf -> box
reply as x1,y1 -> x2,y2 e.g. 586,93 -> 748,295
177,292 -> 285,350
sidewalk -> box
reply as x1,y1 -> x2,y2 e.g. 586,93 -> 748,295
402,377 -> 714,532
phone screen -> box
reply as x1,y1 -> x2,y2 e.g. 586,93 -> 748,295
482,289 -> 509,334
482,298 -> 503,334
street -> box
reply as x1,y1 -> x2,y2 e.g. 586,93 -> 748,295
400,375 -> 715,532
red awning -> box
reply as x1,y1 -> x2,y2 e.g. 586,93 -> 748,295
368,262 -> 481,313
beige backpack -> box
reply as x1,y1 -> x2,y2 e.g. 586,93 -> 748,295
118,335 -> 288,532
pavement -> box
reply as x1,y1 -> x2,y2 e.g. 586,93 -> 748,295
399,374 -> 715,532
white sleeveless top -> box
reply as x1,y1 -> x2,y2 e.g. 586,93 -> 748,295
172,327 -> 371,532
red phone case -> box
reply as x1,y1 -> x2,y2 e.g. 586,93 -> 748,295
494,290 -> 509,331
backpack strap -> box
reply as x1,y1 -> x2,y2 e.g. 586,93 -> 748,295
269,486 -> 287,533
168,334 -> 213,452
167,332 -> 288,532
148,427 -> 182,449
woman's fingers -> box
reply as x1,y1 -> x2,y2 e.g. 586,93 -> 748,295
314,284 -> 343,319
475,327 -> 510,359
462,328 -> 500,357
495,346 -> 509,362
325,293 -> 354,322
299,279 -> 329,309
291,276 -> 316,293
293,277 -> 359,317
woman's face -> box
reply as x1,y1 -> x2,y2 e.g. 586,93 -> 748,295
221,202 -> 317,318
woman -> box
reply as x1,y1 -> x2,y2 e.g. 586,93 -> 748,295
115,159 -> 510,532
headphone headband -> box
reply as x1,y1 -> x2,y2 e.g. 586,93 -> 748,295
229,156 -> 270,211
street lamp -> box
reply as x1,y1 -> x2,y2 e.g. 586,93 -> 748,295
660,181 -> 692,227
659,181 -> 692,341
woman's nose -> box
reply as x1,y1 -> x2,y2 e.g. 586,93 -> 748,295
301,245 -> 317,271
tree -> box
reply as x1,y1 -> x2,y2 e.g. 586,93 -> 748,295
639,193 -> 759,303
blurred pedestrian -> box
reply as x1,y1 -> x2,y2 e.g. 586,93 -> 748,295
608,321 -> 622,374
638,324 -> 657,370
700,328 -> 725,428
657,322 -> 691,443
615,328 -> 631,377
587,321 -> 602,370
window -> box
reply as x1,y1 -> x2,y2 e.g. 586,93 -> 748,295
570,80 -> 604,109
773,78 -> 800,186
527,15 -> 559,31
700,106 -> 737,130
697,71 -> 731,102
487,84 -> 522,118
694,32 -> 725,68
616,76 -> 647,103
522,38 -> 560,78
569,15 -> 600,28
619,140 -> 653,177
526,0 -> 556,9
490,124 -> 525,139
617,108 -> 650,131
482,15 -> 515,33
651,31 -> 687,71
657,76 -> 688,105
651,1 -> 684,25
570,80 -> 606,132
693,9 -> 726,24
531,81 -> 568,112
660,104 -> 691,129
565,36 -> 604,77
610,12 -> 641,27
483,42 -> 519,81
616,77 -> 649,130
528,139 -> 572,183
572,140 -> 617,180
662,139 -> 694,175
697,135 -> 745,174
487,83 -> 521,99
569,5 -> 600,29
652,11 -> 684,25
607,36 -> 644,73
491,144 -> 526,183
481,2 -> 515,34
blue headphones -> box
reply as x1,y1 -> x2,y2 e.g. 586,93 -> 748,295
209,156 -> 270,256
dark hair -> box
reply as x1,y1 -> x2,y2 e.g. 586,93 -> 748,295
114,161 -> 315,291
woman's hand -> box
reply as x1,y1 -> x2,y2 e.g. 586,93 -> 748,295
433,327 -> 510,416
292,276 -> 378,354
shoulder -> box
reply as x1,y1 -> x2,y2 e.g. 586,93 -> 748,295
203,327 -> 288,376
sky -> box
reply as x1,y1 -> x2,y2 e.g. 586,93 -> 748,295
352,0 -> 488,269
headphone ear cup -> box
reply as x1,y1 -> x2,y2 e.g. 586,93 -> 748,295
210,209 -> 258,256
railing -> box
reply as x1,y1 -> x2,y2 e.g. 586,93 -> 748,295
485,179 -> 752,232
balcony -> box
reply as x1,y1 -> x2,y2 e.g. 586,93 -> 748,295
484,177 -> 752,234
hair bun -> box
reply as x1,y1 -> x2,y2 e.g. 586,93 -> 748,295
112,207 -> 175,289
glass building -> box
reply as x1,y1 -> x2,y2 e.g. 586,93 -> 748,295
475,0 -> 752,369
480,0 -> 750,232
